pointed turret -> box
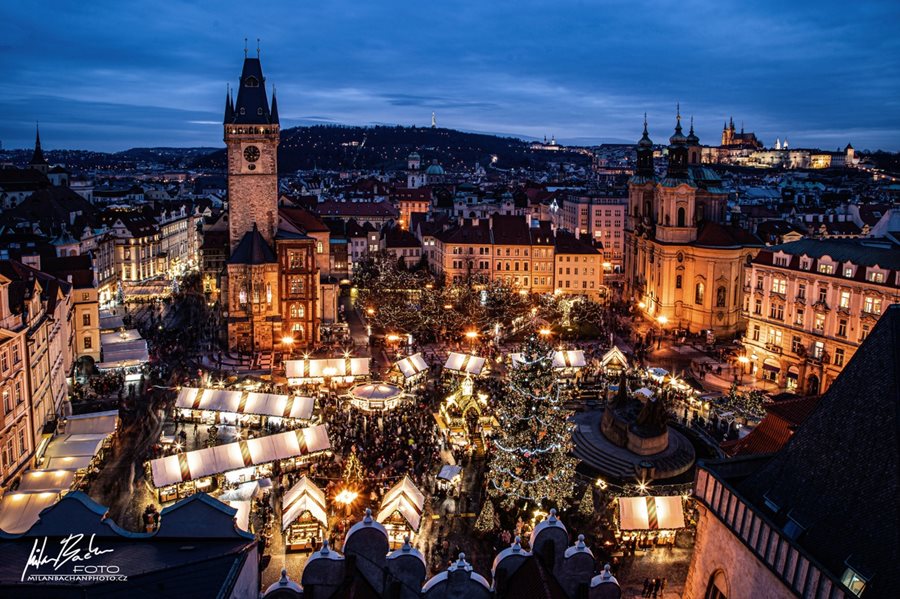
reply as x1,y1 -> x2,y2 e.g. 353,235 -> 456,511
29,123 -> 49,174
270,87 -> 279,124
686,116 -> 699,145
669,105 -> 686,145
224,85 -> 234,124
232,54 -> 274,125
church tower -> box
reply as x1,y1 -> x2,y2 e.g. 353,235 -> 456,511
224,52 -> 280,252
29,124 -> 50,175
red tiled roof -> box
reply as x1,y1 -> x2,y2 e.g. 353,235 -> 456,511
723,395 -> 820,457
279,206 -> 330,233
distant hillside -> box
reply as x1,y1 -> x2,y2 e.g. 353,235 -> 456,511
0,147 -> 218,171
192,125 -> 591,172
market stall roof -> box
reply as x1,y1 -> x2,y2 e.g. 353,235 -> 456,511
511,350 -> 586,369
44,455 -> 93,470
65,410 -> 119,436
149,425 -> 331,488
349,382 -> 404,401
635,387 -> 655,399
618,496 -> 685,530
98,329 -> 149,369
376,476 -> 425,532
225,500 -> 252,533
444,352 -> 486,376
648,367 -> 669,379
395,353 -> 429,379
17,470 -> 76,493
175,387 -> 315,420
437,464 -> 462,481
285,357 -> 370,379
282,476 -> 327,530
0,491 -> 61,534
552,350 -> 586,369
600,346 -> 630,369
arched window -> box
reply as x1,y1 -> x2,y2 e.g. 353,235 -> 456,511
245,76 -> 259,87
705,570 -> 728,599
316,241 -> 323,254
265,283 -> 272,305
716,286 -> 727,307
239,288 -> 247,305
291,323 -> 304,340
695,282 -> 705,305
677,207 -> 686,227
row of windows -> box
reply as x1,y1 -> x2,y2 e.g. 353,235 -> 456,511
773,255 -> 888,284
2,381 -> 24,414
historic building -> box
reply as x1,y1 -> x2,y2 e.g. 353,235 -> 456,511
741,237 -> 900,395
625,113 -> 762,337
685,305 -> 899,599
222,54 -> 319,353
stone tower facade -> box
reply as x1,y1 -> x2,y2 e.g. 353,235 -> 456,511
224,56 -> 280,252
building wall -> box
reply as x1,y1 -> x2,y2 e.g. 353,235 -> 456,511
73,287 -> 100,362
225,126 -> 280,252
554,252 -> 603,299
742,256 -> 900,395
0,281 -> 32,490
225,263 -> 281,353
684,504 -> 795,599
277,241 -> 318,350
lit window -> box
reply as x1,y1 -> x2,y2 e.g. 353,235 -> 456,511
841,567 -> 867,597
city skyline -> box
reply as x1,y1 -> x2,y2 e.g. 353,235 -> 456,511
1,0 -> 898,152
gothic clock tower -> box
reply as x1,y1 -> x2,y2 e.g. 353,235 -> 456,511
224,53 -> 280,252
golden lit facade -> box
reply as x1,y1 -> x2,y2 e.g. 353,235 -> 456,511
742,239 -> 900,395
625,114 -> 761,336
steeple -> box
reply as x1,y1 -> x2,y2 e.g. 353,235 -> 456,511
686,116 -> 699,145
666,106 -> 689,178
232,51 -> 275,126
270,86 -> 279,124
635,113 -> 654,179
224,85 -> 234,124
29,123 -> 49,173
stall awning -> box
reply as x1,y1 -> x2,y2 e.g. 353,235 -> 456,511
511,350 -> 586,370
282,475 -> 328,530
65,410 -> 119,436
17,470 -> 76,493
618,496 -> 685,530
225,500 -> 252,533
0,491 -> 61,534
175,388 -> 315,420
648,367 -> 669,380
395,353 -> 428,379
99,329 -> 149,369
285,357 -> 370,379
600,346 -> 629,369
635,387 -> 655,400
376,476 -> 425,532
149,424 -> 331,488
444,352 -> 486,376
437,464 -> 462,481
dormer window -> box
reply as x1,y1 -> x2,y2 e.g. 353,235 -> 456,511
866,269 -> 885,283
763,492 -> 781,513
257,107 -> 264,116
800,257 -> 811,270
239,107 -> 245,115
244,76 -> 259,87
818,262 -> 834,275
844,265 -> 855,278
841,565 -> 868,597
783,511 -> 807,540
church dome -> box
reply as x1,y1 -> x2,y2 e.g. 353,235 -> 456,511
425,163 -> 445,175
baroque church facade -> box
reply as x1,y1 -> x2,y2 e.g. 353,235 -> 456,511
624,111 -> 762,337
222,54 -> 319,352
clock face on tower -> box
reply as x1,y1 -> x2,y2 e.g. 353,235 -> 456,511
243,145 -> 261,163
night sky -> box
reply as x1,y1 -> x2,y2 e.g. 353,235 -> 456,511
1,0 -> 898,152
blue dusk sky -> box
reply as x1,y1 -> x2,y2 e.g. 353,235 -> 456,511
1,0 -> 898,152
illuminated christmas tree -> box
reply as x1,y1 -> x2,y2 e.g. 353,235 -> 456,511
578,485 -> 595,517
487,335 -> 577,510
474,498 -> 496,533
343,448 -> 365,484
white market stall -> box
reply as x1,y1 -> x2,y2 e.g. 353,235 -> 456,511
175,387 -> 315,426
35,410 -> 119,487
345,382 -> 410,412
510,350 -> 586,373
444,352 -> 487,376
225,500 -> 252,533
0,491 -> 61,534
282,476 -> 328,551
436,464 -> 462,493
600,346 -> 630,372
376,476 -> 426,549
394,353 -> 429,384
285,356 -> 370,385
618,495 -> 686,548
98,329 -> 149,370
149,425 -> 331,502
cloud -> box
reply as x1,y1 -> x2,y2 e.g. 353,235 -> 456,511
0,0 -> 897,150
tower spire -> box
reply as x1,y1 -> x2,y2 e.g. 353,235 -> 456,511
270,85 -> 279,124
224,84 -> 234,123
30,121 -> 49,171
256,38 -> 260,58
244,38 -> 248,58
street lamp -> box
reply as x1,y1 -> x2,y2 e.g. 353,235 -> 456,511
737,355 -> 749,383
539,328 -> 552,337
